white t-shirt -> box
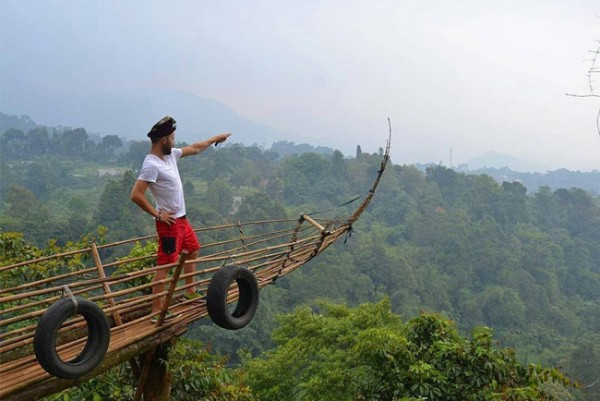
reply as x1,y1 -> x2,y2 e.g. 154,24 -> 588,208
138,148 -> 186,218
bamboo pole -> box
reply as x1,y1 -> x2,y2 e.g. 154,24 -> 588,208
92,243 -> 122,325
91,243 -> 143,377
0,248 -> 92,272
300,213 -> 327,233
133,252 -> 188,401
154,252 -> 188,327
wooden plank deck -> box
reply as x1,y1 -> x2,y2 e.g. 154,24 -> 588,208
0,268 -> 285,401
0,298 -> 206,400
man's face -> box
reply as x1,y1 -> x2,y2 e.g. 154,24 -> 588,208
161,133 -> 175,155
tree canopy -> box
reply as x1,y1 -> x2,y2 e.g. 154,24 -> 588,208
1,118 -> 600,400
242,299 -> 573,401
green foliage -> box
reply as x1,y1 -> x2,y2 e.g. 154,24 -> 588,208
205,179 -> 234,215
0,112 -> 39,132
112,240 -> 157,291
41,364 -> 135,401
93,170 -> 154,242
0,230 -> 104,288
278,153 -> 331,205
0,185 -> 52,244
42,338 -> 254,401
2,119 -> 600,399
169,338 -> 255,401
242,300 -> 573,401
235,189 -> 287,221
0,230 -> 105,333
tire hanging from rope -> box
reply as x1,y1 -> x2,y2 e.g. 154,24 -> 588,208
206,265 -> 259,330
34,296 -> 110,379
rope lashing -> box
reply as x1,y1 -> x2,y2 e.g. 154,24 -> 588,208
237,220 -> 248,251
62,285 -> 78,314
344,223 -> 354,243
307,195 -> 363,216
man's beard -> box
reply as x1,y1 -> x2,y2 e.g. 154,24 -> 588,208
161,143 -> 172,155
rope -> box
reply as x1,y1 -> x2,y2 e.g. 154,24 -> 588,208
344,223 -> 354,243
237,220 -> 248,251
307,195 -> 363,216
63,285 -> 79,314
583,376 -> 600,389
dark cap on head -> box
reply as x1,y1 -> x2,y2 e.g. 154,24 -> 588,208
147,116 -> 177,139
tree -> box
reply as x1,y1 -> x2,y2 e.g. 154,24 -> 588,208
100,134 -> 123,161
120,140 -> 150,168
330,149 -> 348,181
243,299 -> 572,401
457,174 -> 503,223
41,338 -> 254,401
24,160 -> 63,197
0,161 -> 20,203
500,181 -> 529,225
278,153 -> 330,205
25,127 -> 51,157
532,186 -> 565,230
205,179 -> 233,216
0,128 -> 26,160
53,128 -> 94,157
356,144 -> 363,158
1,185 -> 52,244
477,286 -> 526,329
235,189 -> 286,222
426,165 -> 472,207
94,170 -> 153,241
565,341 -> 600,401
183,180 -> 195,198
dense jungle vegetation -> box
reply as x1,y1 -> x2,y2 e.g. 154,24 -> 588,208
1,116 -> 599,400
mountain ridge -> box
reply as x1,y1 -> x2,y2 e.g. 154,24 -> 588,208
463,151 -> 549,173
0,86 -> 289,147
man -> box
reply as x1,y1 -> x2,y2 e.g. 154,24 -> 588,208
130,116 -> 231,313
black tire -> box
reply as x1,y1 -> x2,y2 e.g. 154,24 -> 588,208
207,265 -> 259,330
34,296 -> 110,379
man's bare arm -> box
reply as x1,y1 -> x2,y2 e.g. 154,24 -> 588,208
130,180 -> 158,217
181,133 -> 231,157
130,180 -> 176,224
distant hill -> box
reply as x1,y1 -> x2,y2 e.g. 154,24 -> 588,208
468,167 -> 600,195
451,152 -> 600,194
463,151 -> 548,173
0,87 -> 289,147
2,111 -> 598,195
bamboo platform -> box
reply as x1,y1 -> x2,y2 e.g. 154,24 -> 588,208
0,138 -> 390,400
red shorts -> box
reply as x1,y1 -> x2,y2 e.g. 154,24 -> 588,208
156,217 -> 201,265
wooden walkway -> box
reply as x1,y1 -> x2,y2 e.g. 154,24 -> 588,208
0,223 -> 343,400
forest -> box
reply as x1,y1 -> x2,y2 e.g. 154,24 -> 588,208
1,116 -> 599,400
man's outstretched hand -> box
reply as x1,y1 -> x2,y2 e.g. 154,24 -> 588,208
214,132 -> 231,146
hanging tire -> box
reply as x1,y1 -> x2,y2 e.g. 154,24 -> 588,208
207,265 -> 259,330
34,296 -> 110,379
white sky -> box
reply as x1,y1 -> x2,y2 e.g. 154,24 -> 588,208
1,0 -> 599,170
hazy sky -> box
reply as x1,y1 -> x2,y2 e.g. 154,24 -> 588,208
1,0 -> 599,170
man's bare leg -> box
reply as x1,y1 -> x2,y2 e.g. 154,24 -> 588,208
152,267 -> 168,313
